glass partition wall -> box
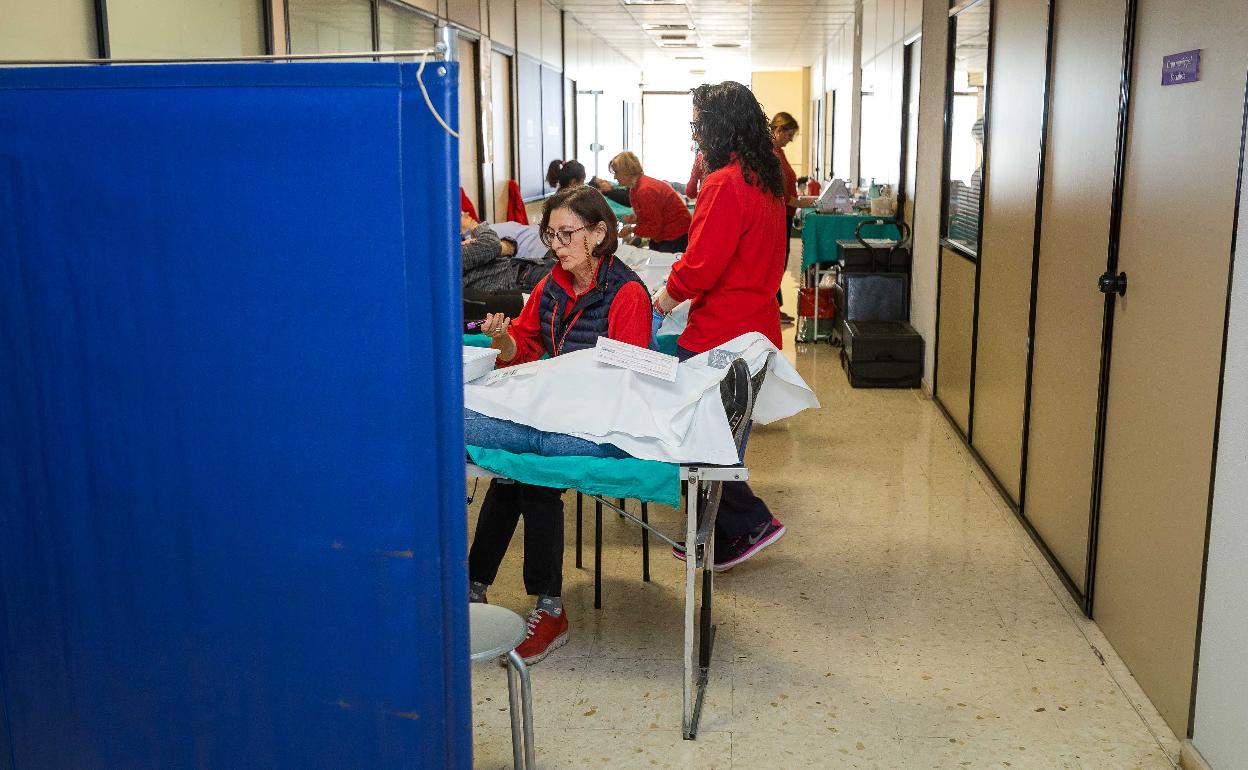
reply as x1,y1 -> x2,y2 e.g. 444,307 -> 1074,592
942,0 -> 991,256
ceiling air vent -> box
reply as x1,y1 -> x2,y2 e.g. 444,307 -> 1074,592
712,42 -> 742,48
642,23 -> 694,30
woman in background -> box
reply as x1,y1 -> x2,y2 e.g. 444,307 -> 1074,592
546,159 -> 586,191
650,81 -> 788,571
771,111 -> 803,324
608,151 -> 692,254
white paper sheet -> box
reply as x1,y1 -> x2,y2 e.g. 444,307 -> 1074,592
595,337 -> 679,382
464,332 -> 819,464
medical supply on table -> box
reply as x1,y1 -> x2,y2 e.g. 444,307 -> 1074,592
463,346 -> 502,383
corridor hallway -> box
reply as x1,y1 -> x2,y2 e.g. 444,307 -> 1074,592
468,257 -> 1182,769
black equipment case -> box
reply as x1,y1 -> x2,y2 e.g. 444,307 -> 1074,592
835,239 -> 912,273
832,219 -> 913,342
840,320 -> 924,388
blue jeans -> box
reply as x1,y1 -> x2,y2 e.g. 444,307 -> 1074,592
465,409 -> 630,458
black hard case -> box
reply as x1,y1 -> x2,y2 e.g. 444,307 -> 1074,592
840,320 -> 924,388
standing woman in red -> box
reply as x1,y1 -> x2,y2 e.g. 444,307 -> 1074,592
609,151 -> 693,253
651,80 -> 789,571
771,111 -> 802,323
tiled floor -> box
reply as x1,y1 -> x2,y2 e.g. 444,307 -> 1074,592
467,265 -> 1181,769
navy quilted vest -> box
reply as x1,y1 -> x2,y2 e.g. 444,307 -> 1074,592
539,255 -> 647,356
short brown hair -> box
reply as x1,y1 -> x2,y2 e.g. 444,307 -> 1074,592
608,151 -> 643,178
539,186 -> 619,259
770,111 -> 799,131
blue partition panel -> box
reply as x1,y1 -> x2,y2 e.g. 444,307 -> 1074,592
0,63 -> 468,769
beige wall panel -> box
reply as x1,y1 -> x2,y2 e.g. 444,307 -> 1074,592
969,0 -> 1048,504
937,251 -> 976,433
1025,0 -> 1124,594
1095,0 -> 1248,734
515,0 -> 542,58
911,0 -> 950,390
108,0 -> 265,58
458,40 -> 482,214
752,70 -> 809,178
0,0 -> 96,58
447,0 -> 481,30
540,1 -> 561,68
904,0 -> 922,37
489,0 -> 516,49
399,0 -> 437,15
491,50 -> 515,220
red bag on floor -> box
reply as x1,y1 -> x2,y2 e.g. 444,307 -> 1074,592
798,286 -> 835,319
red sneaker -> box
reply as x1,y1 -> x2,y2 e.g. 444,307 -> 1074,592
514,608 -> 569,665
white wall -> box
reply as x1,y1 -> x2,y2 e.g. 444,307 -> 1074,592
1191,135 -> 1248,768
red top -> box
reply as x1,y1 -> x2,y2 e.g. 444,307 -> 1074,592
806,178 -> 822,196
686,153 -> 705,199
500,259 -> 652,367
664,160 -> 786,353
775,145 -> 797,220
630,174 -> 692,242
505,179 -> 529,224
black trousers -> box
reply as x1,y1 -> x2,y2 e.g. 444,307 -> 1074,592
676,345 -> 773,546
650,233 -> 689,253
468,479 -> 565,597
463,288 -> 524,320
777,215 -> 793,305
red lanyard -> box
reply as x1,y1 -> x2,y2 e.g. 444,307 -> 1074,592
550,301 -> 588,356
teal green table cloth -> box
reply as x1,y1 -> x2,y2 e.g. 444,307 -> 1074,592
801,213 -> 900,270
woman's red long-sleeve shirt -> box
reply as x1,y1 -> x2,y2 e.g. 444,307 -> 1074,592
499,260 -> 652,367
663,161 -> 786,353
630,174 -> 692,242
775,145 -> 798,220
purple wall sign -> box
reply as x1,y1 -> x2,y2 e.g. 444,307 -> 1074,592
1162,49 -> 1201,86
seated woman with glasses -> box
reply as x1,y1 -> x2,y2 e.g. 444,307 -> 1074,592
466,185 -> 652,665
609,151 -> 692,254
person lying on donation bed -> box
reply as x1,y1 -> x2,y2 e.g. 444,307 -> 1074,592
651,80 -> 791,573
609,151 -> 693,254
461,212 -> 556,318
467,185 -> 652,665
589,176 -> 632,207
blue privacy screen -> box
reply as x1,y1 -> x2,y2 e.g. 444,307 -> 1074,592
0,62 -> 468,769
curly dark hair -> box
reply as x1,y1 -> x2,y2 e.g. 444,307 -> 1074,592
691,82 -> 784,199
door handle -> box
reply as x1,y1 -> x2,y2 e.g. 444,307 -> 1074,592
1098,271 -> 1127,297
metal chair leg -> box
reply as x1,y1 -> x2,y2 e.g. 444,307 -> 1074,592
641,502 -> 651,582
575,492 -> 582,569
594,498 -> 603,609
505,656 -> 524,769
507,650 -> 535,770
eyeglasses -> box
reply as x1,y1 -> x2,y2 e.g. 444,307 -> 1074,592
540,224 -> 590,247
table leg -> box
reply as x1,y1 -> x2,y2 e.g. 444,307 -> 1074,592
641,502 -> 650,582
594,498 -> 603,610
575,492 -> 582,569
682,472 -> 699,739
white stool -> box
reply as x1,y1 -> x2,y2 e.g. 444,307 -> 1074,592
469,604 -> 534,769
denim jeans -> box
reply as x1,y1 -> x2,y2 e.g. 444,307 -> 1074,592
465,409 -> 630,458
